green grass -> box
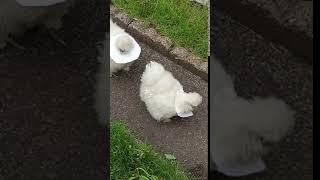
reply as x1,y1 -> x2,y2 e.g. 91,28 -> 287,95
111,121 -> 191,180
112,0 -> 208,59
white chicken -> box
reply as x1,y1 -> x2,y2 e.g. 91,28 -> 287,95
140,61 -> 202,122
109,19 -> 141,76
0,0 -> 74,48
210,56 -> 295,176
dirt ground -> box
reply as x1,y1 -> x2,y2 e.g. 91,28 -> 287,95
0,0 -> 108,179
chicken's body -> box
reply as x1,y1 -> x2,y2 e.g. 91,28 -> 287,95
210,56 -> 294,176
140,61 -> 202,122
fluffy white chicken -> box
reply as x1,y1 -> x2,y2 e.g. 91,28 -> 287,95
140,61 -> 202,122
0,0 -> 73,48
210,56 -> 295,176
109,19 -> 141,76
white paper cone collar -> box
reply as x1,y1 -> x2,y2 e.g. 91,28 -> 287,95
215,158 -> 266,177
175,90 -> 194,118
110,34 -> 141,64
177,112 -> 193,118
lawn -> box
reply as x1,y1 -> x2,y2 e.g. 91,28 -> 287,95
112,0 -> 208,59
110,121 -> 191,180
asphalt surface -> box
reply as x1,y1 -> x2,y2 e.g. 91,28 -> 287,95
211,8 -> 313,180
110,41 -> 209,178
0,0 -> 108,179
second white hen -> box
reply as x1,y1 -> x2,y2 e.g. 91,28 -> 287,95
109,19 -> 140,76
140,61 -> 202,122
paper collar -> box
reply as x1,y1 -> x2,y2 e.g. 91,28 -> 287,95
175,89 -> 194,118
215,158 -> 266,177
177,112 -> 193,118
110,33 -> 141,64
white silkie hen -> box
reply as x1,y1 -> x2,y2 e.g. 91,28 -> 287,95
109,19 -> 141,76
140,61 -> 202,122
0,0 -> 74,48
210,56 -> 295,176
